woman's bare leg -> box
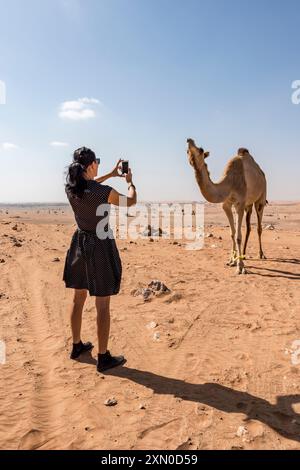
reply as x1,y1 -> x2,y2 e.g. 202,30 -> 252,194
95,296 -> 111,354
70,289 -> 87,343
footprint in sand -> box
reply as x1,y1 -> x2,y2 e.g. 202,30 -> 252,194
195,405 -> 214,430
18,429 -> 48,450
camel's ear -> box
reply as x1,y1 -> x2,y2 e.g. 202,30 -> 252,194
204,151 -> 210,159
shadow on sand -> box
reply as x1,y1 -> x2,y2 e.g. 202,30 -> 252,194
246,258 -> 300,280
105,366 -> 300,443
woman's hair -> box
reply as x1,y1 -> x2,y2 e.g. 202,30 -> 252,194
65,147 -> 96,199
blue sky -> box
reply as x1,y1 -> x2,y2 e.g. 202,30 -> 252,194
0,0 -> 299,202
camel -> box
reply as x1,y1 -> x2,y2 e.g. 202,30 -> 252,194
187,138 -> 267,274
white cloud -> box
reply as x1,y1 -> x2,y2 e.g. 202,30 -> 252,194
59,97 -> 100,121
60,109 -> 96,121
1,142 -> 19,150
50,141 -> 69,147
79,97 -> 100,105
61,100 -> 84,111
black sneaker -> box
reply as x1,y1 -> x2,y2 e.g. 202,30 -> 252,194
97,350 -> 126,372
70,340 -> 94,359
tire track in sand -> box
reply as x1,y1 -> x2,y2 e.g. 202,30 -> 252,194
13,240 -> 70,449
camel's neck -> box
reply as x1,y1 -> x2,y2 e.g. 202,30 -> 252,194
194,162 -> 231,203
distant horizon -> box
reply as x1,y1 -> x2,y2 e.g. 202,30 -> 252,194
0,200 -> 299,207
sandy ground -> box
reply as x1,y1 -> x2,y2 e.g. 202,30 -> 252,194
0,202 -> 300,450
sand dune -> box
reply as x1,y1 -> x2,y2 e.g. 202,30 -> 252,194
0,203 -> 300,450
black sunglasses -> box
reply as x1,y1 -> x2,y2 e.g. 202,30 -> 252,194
95,158 -> 100,164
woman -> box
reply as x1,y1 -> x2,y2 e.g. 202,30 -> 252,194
63,147 -> 137,372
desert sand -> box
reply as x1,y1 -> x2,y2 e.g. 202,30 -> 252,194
0,201 -> 300,450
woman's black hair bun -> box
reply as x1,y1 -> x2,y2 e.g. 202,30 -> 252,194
65,147 -> 96,199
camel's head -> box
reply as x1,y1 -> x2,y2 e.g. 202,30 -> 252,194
237,147 -> 249,157
187,138 -> 210,169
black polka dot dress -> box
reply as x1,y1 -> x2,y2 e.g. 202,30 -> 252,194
63,180 -> 122,297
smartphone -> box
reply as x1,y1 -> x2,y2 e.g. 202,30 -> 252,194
121,160 -> 129,174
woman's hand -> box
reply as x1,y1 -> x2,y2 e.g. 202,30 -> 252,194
111,159 -> 125,178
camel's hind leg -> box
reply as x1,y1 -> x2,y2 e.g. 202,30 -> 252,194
243,204 -> 253,257
255,199 -> 267,259
235,202 -> 247,274
223,202 -> 237,266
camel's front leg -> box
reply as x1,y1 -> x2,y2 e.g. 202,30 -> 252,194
222,202 -> 237,266
235,204 -> 247,274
